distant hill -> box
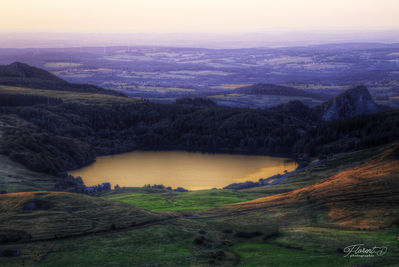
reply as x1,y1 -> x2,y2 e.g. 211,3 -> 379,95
317,85 -> 379,121
175,97 -> 217,106
270,85 -> 382,122
0,62 -> 124,96
233,84 -> 329,101
268,100 -> 318,122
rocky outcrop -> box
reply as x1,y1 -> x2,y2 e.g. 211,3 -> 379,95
319,85 -> 379,121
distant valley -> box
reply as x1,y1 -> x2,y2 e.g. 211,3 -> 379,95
1,43 -> 399,109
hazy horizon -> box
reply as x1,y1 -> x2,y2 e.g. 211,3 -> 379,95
1,0 -> 399,33
1,0 -> 399,48
1,29 -> 399,49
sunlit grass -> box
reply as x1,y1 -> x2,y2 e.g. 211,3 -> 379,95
104,188 -> 264,211
0,85 -> 137,105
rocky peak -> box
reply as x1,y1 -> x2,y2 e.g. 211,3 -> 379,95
320,85 -> 379,121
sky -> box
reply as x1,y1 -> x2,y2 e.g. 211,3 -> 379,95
1,0 -> 399,33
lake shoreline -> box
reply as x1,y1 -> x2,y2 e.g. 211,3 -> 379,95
69,150 -> 297,190
68,147 -> 296,172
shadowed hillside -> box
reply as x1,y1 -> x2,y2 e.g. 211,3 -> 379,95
0,191 -> 167,242
317,85 -> 379,121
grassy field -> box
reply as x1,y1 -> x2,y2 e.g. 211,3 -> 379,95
1,217 -> 398,266
103,188 -> 265,211
228,226 -> 399,266
0,85 -> 138,105
44,62 -> 83,68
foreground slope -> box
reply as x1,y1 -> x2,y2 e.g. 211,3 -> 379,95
210,143 -> 399,230
0,191 -> 167,242
0,154 -> 77,193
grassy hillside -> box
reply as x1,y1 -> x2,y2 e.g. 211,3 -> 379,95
0,155 -> 72,193
0,191 -> 166,242
0,62 -> 123,96
0,85 -> 136,105
205,143 -> 399,230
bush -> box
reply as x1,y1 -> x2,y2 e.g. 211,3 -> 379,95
193,236 -> 205,245
1,249 -> 20,257
234,231 -> 253,238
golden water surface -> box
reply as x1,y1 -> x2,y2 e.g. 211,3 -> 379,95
69,151 -> 297,190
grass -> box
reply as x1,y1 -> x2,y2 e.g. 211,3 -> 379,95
1,135 -> 398,265
231,242 -> 346,267
44,62 -> 83,68
0,155 -> 62,193
0,224 -> 195,266
2,218 -> 398,266
0,191 -> 165,242
242,145 -> 389,195
0,85 -> 138,106
103,188 -> 265,211
39,224 -> 196,267
230,227 -> 399,267
0,219 -> 236,266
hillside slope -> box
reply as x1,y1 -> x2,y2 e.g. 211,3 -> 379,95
0,191 -> 167,242
211,143 -> 399,230
0,154 -> 80,193
0,62 -> 123,96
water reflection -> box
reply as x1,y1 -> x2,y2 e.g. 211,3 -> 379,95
69,151 -> 297,190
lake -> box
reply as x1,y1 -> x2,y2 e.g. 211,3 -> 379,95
69,151 -> 297,190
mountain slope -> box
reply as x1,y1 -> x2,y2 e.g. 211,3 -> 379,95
211,143 -> 399,229
0,62 -> 123,96
0,62 -> 66,83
